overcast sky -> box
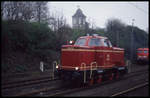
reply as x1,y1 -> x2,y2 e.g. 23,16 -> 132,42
48,1 -> 148,31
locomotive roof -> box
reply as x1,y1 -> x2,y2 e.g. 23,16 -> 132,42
79,35 -> 107,39
137,48 -> 149,50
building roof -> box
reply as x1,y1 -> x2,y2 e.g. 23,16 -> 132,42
79,35 -> 107,39
72,8 -> 86,18
137,48 -> 149,50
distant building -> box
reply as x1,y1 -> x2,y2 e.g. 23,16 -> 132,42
72,8 -> 87,29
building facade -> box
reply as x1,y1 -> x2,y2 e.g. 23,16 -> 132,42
72,8 -> 87,29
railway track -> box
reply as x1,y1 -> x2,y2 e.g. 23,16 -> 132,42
2,78 -> 62,96
45,70 -> 148,96
111,82 -> 149,96
2,66 -> 148,96
2,63 -> 147,87
2,70 -> 53,84
2,77 -> 58,90
6,68 -> 147,96
2,66 -> 147,89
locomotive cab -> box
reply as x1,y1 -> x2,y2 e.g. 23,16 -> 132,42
137,48 -> 149,64
56,34 -> 127,85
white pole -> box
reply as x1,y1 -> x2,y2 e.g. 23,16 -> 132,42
53,62 -> 55,80
130,19 -> 135,62
40,61 -> 44,72
126,60 -> 131,73
52,61 -> 57,80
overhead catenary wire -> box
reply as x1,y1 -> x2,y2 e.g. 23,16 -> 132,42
128,2 -> 148,14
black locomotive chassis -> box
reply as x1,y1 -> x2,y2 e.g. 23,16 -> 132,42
137,58 -> 149,64
54,66 -> 128,83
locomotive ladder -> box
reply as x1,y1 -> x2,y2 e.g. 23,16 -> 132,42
90,62 -> 98,79
81,63 -> 86,83
81,62 -> 98,83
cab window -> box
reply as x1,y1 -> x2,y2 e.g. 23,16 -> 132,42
88,38 -> 102,46
103,39 -> 112,47
137,50 -> 143,53
144,50 -> 148,53
74,38 -> 86,46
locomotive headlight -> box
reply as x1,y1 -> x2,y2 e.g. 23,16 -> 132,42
56,65 -> 59,69
75,67 -> 79,70
138,56 -> 142,58
69,40 -> 73,44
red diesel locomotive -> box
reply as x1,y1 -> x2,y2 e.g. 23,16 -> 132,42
137,48 -> 149,63
55,34 -> 127,85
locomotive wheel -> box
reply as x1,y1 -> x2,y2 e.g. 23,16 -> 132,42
97,75 -> 102,83
75,78 -> 82,87
116,72 -> 120,79
88,78 -> 94,86
109,73 -> 114,80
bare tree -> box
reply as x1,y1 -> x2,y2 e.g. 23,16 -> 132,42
105,18 -> 126,33
47,10 -> 67,31
2,2 -> 33,21
33,2 -> 48,23
2,2 -> 16,20
87,17 -> 96,29
1,2 -> 5,18
2,1 -> 49,23
46,10 -> 71,49
105,18 -> 126,46
21,2 -> 35,21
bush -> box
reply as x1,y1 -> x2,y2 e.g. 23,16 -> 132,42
1,20 -> 60,73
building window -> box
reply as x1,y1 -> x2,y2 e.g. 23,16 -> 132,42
79,18 -> 81,24
73,18 -> 76,25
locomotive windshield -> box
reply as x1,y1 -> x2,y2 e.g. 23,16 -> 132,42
137,50 -> 143,53
74,38 -> 86,46
103,39 -> 112,47
144,50 -> 148,53
88,38 -> 102,46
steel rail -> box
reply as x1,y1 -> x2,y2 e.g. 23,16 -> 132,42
14,69 -> 148,96
2,67 -> 148,96
111,82 -> 149,96
2,77 -> 58,89
46,70 -> 148,96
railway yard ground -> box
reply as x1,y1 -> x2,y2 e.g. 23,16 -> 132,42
1,63 -> 149,97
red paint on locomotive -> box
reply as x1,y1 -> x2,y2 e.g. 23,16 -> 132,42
55,35 -> 127,85
137,48 -> 149,62
60,35 -> 125,71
